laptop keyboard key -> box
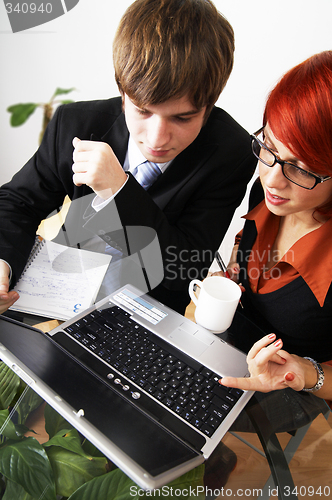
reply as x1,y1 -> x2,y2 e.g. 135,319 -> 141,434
62,304 -> 241,439
201,423 -> 214,437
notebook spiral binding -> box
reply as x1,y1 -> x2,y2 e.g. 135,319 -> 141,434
20,236 -> 45,275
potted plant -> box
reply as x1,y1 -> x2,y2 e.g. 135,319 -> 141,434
7,88 -> 76,144
7,87 -> 76,220
0,362 -> 205,499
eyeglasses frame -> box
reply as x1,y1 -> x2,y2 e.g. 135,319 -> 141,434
251,127 -> 331,190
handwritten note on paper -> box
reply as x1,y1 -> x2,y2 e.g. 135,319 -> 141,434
11,240 -> 112,320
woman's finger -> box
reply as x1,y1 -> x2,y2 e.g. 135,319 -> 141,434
219,376 -> 254,391
246,333 -> 276,361
248,338 -> 286,369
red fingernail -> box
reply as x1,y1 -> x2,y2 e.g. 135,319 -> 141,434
268,334 -> 276,339
274,339 -> 282,347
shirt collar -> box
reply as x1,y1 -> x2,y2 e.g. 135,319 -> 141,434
244,201 -> 332,307
124,136 -> 172,174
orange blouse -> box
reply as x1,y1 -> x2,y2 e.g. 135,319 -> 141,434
242,201 -> 332,307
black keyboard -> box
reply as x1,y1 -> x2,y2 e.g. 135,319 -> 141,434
62,304 -> 243,438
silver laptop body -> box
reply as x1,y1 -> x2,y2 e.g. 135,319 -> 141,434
0,284 -> 253,489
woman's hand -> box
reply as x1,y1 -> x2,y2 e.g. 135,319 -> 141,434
219,334 -> 308,392
212,245 -> 244,290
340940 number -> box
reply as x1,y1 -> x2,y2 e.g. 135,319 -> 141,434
5,3 -> 53,14
284,485 -> 331,497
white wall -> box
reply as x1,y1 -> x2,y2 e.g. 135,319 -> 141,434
1,0 -> 331,261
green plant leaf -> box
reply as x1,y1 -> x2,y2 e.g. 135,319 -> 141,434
0,437 -> 56,500
7,103 -> 38,127
59,99 -> 74,105
14,423 -> 35,438
3,479 -> 36,499
53,87 -> 75,98
164,464 -> 205,499
67,464 -> 205,500
0,362 -> 21,410
44,403 -> 73,439
82,437 -> 107,458
0,477 -> 5,497
46,446 -> 107,498
0,409 -> 22,441
9,379 -> 27,407
67,468 -> 126,500
44,428 -> 91,457
0,475 -> 5,494
16,389 -> 44,425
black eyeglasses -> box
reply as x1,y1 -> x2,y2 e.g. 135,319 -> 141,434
251,127 -> 331,190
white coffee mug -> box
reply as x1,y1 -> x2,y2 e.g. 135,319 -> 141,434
188,276 -> 241,333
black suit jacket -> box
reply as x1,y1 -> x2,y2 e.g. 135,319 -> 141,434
0,97 -> 256,313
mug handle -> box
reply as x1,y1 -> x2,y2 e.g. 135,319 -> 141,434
188,279 -> 202,306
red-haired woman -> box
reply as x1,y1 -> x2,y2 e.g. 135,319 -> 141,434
217,51 -> 332,430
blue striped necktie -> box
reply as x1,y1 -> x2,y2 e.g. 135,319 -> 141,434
132,160 -> 161,189
105,160 -> 161,258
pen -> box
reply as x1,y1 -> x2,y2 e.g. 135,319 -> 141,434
214,251 -> 231,279
214,251 -> 244,308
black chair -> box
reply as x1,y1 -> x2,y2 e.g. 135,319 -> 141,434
229,395 -> 331,500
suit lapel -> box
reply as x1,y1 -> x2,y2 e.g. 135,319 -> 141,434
100,112 -> 129,166
148,133 -> 217,210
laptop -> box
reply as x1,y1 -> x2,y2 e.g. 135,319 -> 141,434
0,284 -> 253,489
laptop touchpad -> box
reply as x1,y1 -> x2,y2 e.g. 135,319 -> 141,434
168,327 -> 210,357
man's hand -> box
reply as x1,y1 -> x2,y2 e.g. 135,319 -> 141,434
72,137 -> 127,199
0,261 -> 19,314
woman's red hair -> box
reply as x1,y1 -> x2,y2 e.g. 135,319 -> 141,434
264,51 -> 332,216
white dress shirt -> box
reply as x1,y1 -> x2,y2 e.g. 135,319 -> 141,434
92,136 -> 171,211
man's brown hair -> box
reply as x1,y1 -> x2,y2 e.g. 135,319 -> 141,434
113,0 -> 234,118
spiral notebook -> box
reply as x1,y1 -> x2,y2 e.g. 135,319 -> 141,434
10,237 -> 112,321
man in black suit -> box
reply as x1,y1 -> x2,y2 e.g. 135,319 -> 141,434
0,0 -> 255,315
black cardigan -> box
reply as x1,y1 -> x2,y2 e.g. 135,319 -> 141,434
229,180 -> 332,363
